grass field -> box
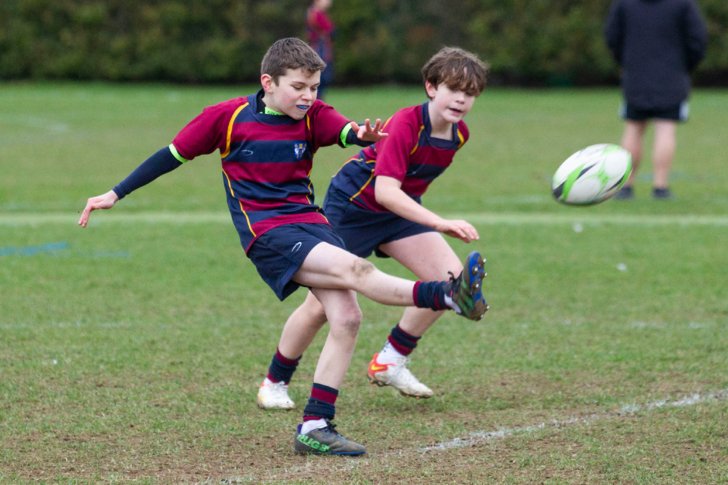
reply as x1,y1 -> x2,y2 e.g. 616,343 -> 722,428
1,82 -> 727,484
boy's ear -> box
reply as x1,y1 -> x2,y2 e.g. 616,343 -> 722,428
261,74 -> 275,92
424,80 -> 438,99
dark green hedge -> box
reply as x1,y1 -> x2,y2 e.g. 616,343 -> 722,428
1,0 -> 726,85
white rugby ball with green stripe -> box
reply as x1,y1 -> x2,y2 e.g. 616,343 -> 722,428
552,143 -> 632,205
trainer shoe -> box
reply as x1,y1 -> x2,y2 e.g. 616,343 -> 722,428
257,378 -> 295,410
652,187 -> 673,200
614,185 -> 634,200
446,251 -> 489,321
368,353 -> 434,398
294,421 -> 367,456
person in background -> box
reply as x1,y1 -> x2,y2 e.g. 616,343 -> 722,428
604,0 -> 707,200
306,0 -> 335,100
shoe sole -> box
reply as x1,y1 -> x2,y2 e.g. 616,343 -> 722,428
367,374 -> 433,398
463,252 -> 489,320
256,398 -> 295,410
294,447 -> 366,456
257,403 -> 295,410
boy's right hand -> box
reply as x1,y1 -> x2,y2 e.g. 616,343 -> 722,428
78,190 -> 119,228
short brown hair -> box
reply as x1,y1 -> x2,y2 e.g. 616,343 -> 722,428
261,37 -> 326,83
421,47 -> 488,97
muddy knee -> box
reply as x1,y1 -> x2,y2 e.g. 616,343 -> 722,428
351,258 -> 375,279
329,307 -> 362,337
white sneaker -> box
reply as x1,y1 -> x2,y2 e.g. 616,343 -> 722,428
257,378 -> 295,409
367,353 -> 434,398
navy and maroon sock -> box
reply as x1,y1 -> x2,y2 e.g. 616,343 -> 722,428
387,324 -> 421,356
413,281 -> 450,311
266,348 -> 301,384
303,383 -> 338,422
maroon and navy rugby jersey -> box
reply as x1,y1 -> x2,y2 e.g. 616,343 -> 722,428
328,103 -> 468,212
172,91 -> 350,252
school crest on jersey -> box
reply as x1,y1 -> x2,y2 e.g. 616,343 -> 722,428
293,142 -> 307,160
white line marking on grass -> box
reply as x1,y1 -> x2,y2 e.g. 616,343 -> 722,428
0,321 -> 134,330
419,388 -> 728,452
2,211 -> 728,226
0,212 -> 231,226
217,389 -> 728,484
456,212 -> 728,226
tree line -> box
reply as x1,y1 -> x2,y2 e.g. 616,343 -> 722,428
1,0 -> 726,85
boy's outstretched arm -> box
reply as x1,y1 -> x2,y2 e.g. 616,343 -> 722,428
78,146 -> 182,228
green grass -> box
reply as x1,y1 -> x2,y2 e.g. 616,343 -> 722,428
1,82 -> 727,483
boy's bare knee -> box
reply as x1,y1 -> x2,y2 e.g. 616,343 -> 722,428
338,316 -> 362,336
325,257 -> 376,287
330,307 -> 362,336
351,258 -> 375,279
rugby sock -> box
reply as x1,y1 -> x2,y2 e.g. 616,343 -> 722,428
413,281 -> 450,311
382,324 -> 420,358
303,383 -> 338,424
266,348 -> 301,384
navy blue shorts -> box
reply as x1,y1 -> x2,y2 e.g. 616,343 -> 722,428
247,223 -> 346,301
323,188 -> 434,258
620,101 -> 689,122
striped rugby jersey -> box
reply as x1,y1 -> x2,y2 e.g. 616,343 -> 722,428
172,91 -> 350,252
328,103 -> 468,212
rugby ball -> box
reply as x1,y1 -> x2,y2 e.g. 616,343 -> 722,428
552,144 -> 632,205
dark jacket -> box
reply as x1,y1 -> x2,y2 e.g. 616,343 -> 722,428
604,0 -> 708,109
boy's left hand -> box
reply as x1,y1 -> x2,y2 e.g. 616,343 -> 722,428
436,219 -> 480,243
78,190 -> 119,228
351,119 -> 388,142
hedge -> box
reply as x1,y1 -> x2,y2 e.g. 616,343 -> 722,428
1,0 -> 726,85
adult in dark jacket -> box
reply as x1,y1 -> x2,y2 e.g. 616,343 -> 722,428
605,0 -> 707,199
